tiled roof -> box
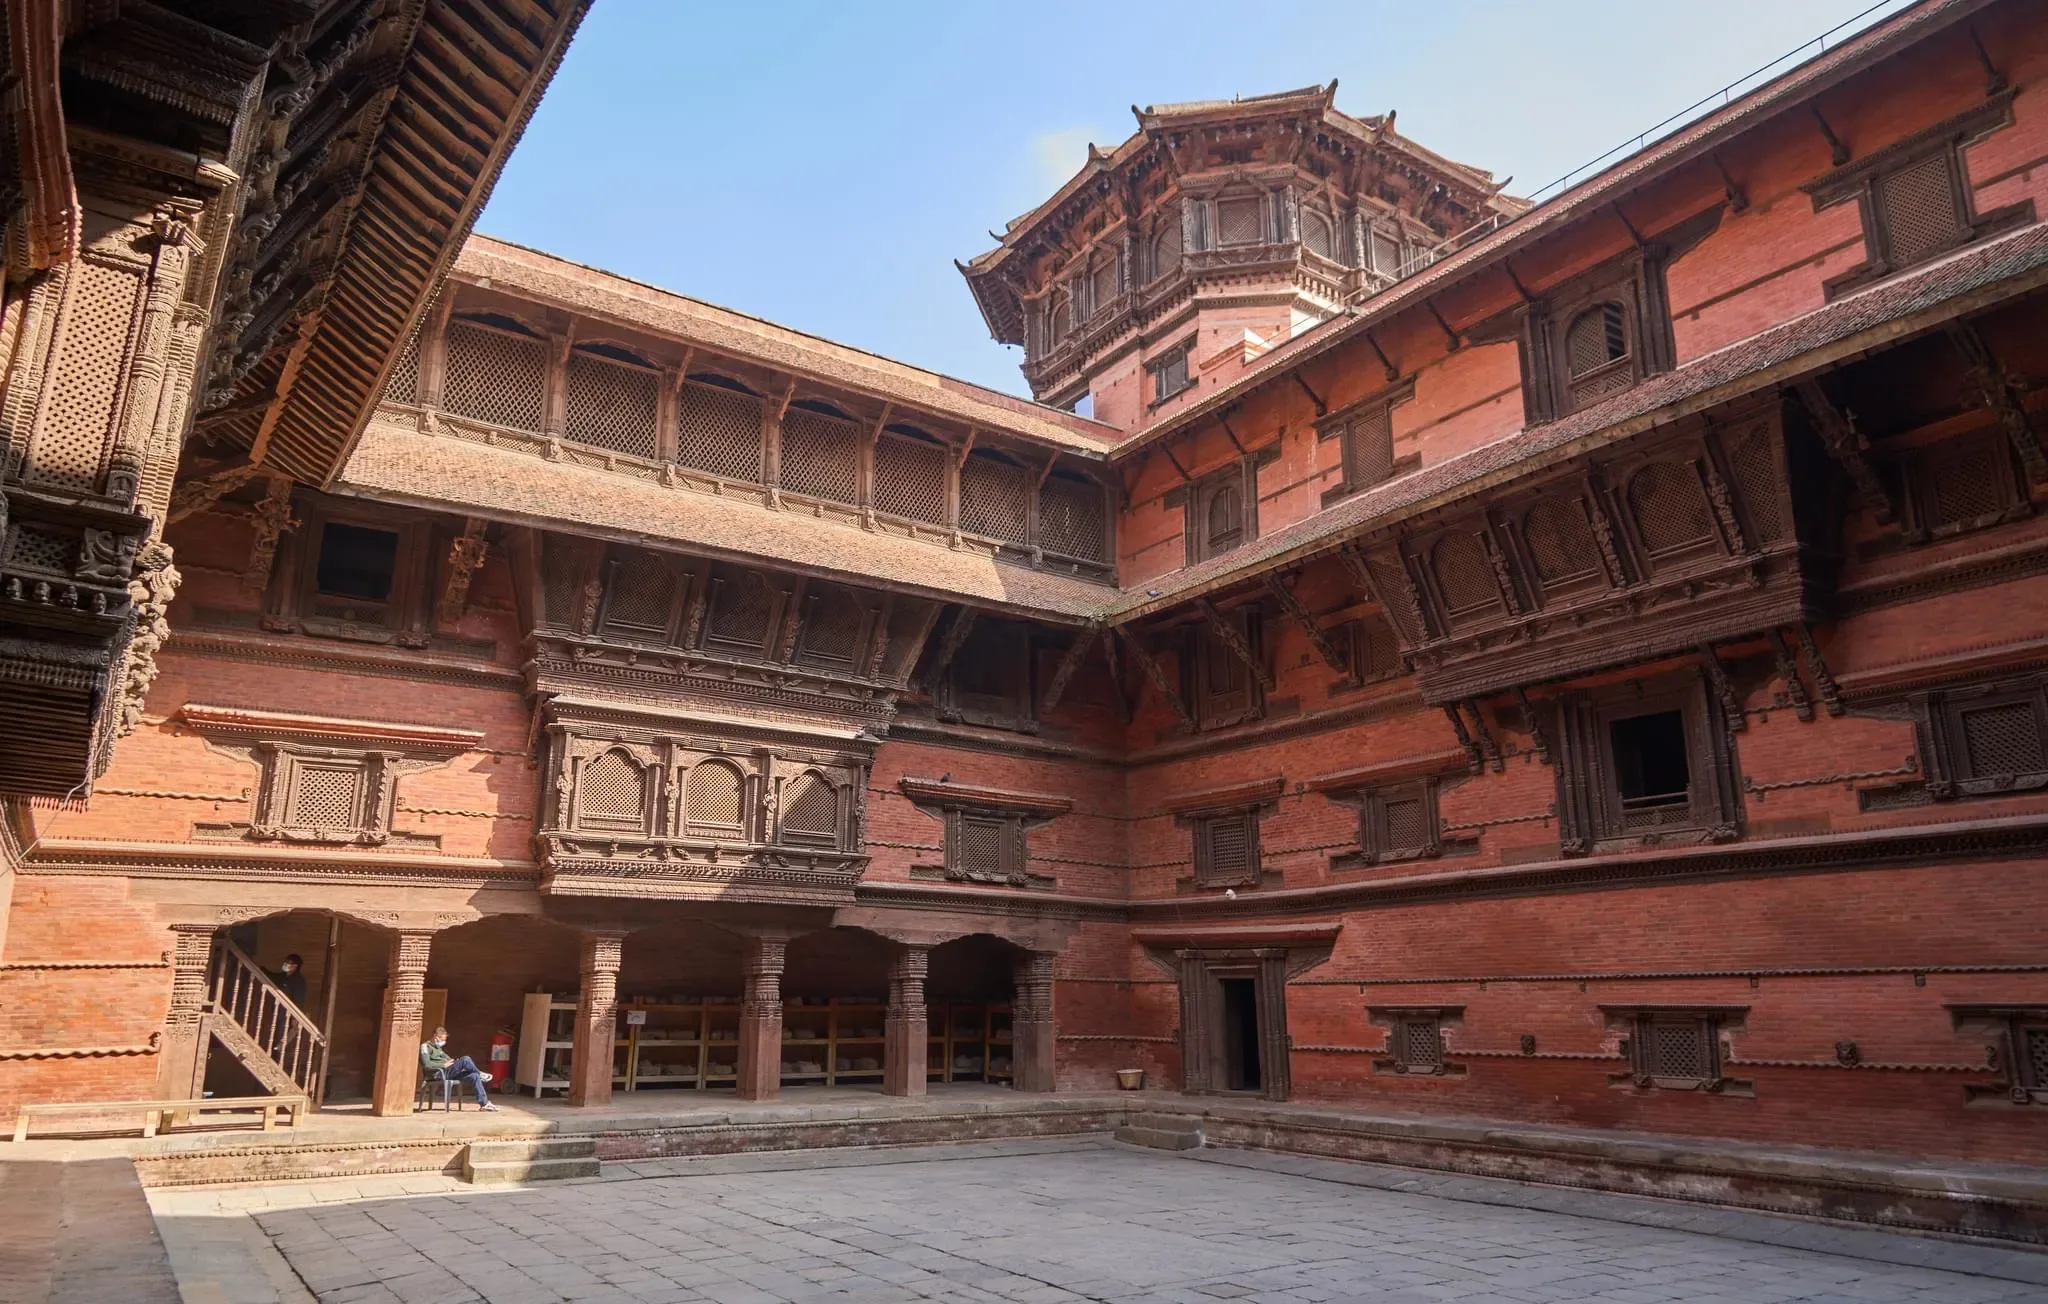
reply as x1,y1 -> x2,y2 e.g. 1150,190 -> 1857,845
456,237 -> 1120,456
1111,0 -> 1992,462
1108,219 -> 2048,621
338,418 -> 1112,619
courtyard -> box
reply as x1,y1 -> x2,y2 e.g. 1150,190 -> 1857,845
145,1141 -> 2048,1304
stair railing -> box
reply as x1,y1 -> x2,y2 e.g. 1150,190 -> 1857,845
205,938 -> 328,1100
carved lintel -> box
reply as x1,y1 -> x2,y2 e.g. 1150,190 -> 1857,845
1699,643 -> 1746,737
1793,381 -> 1893,522
1443,704 -> 1483,774
436,518 -> 488,627
1772,629 -> 1815,722
924,606 -> 978,687
239,475 -> 296,596
1264,573 -> 1348,673
1117,626 -> 1193,729
1195,598 -> 1274,692
1796,623 -> 1844,717
1040,624 -> 1098,714
1512,686 -> 1550,764
1948,325 -> 2047,483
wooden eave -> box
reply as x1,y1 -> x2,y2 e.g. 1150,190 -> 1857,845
1160,774 -> 1287,816
896,777 -> 1076,817
248,0 -> 591,487
178,703 -> 484,753
1129,920 -> 1343,949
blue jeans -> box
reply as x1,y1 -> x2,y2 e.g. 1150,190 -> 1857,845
433,1055 -> 491,1105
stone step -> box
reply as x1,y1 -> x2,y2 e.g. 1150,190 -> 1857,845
1126,1111 -> 1199,1134
464,1155 -> 601,1185
465,1136 -> 597,1165
1115,1123 -> 1203,1151
462,1136 -> 600,1183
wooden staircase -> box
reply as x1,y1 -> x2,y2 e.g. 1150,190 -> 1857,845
197,939 -> 327,1105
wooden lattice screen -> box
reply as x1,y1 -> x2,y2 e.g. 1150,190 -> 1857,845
1628,462 -> 1715,555
1523,497 -> 1600,586
443,320 -> 546,432
564,350 -> 659,460
779,408 -> 860,504
677,382 -> 764,482
1039,473 -> 1108,561
960,451 -> 1029,544
874,433 -> 948,525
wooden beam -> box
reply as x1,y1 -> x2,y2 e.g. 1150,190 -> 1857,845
1425,299 -> 1461,351
923,606 -> 978,687
1948,324 -> 2047,482
1101,624 -> 1132,724
1195,597 -> 1274,692
1791,380 -> 1893,522
1159,439 -> 1194,485
1218,411 -> 1247,457
1291,372 -> 1328,417
1263,573 -> 1348,674
774,376 -> 798,420
1512,686 -> 1552,764
1116,626 -> 1193,729
1810,105 -> 1850,167
1040,624 -> 1099,714
436,517 -> 489,627
1364,328 -> 1398,383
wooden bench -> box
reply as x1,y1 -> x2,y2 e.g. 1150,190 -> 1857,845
11,1094 -> 309,1142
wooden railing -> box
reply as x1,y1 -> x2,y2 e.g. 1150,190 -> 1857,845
206,938 -> 327,1099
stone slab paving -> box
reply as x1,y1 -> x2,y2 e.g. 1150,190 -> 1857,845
146,1140 -> 2048,1304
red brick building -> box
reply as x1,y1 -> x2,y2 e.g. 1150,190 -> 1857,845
4,0 -> 2048,1219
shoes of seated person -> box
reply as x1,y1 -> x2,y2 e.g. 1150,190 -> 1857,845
480,1102 -> 499,1111
479,1071 -> 494,1084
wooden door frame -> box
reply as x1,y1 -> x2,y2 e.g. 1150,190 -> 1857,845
1175,946 -> 1292,1101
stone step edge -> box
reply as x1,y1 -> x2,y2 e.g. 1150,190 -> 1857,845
464,1138 -> 598,1163
1114,1125 -> 1202,1151
462,1157 -> 602,1185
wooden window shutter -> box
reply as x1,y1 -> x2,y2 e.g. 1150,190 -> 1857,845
1196,811 -> 1256,885
1874,151 -> 1965,269
1341,404 -> 1394,490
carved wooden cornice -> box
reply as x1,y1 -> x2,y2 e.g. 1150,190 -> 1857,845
1161,775 -> 1286,816
178,704 -> 483,754
1130,921 -> 1343,949
896,777 -> 1075,819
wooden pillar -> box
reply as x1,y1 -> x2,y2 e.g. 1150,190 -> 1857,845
883,944 -> 929,1097
1013,950 -> 1058,1093
155,925 -> 215,1101
568,931 -> 626,1107
1176,950 -> 1216,1095
735,935 -> 786,1101
370,929 -> 435,1117
1256,949 -> 1292,1103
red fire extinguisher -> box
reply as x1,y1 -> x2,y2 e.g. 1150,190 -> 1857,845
489,1028 -> 514,1086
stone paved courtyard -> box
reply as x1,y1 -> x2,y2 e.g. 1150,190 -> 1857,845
146,1142 -> 2048,1304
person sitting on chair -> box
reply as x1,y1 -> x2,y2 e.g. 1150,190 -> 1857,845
420,1026 -> 498,1111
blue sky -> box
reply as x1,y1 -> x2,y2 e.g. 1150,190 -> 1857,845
480,0 -> 1912,398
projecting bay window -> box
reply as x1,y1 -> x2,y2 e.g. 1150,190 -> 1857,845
1897,430 -> 2030,543
1809,93 -> 2034,299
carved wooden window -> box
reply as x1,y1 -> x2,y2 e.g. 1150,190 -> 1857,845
442,317 -> 546,432
675,378 -> 764,482
1899,432 -> 2028,542
1301,207 -> 1336,260
1215,193 -> 1264,246
1148,344 -> 1192,406
1349,614 -> 1403,685
1626,1013 -> 1724,1090
1039,469 -> 1110,563
1809,98 -> 2033,298
777,770 -> 840,849
1622,458 -> 1721,573
792,582 -> 874,673
942,618 -> 1034,731
1518,494 -> 1607,599
960,449 -> 1029,544
945,811 -> 1028,885
1425,529 -> 1503,629
1318,386 -> 1412,507
277,499 -> 431,641
598,548 -> 683,643
780,404 -> 861,504
874,427 -> 949,526
563,345 -> 658,460
1556,675 -> 1741,851
1369,226 -> 1405,279
1926,678 -> 2048,800
1358,780 -> 1440,864
1389,1012 -> 1445,1073
1186,612 -> 1262,731
1192,809 -> 1260,887
575,748 -> 651,835
683,759 -> 746,841
1522,259 -> 1674,424
1044,287 -> 1070,349
251,745 -> 395,845
385,333 -> 419,405
1186,466 -> 1254,564
702,566 -> 783,658
1149,219 -> 1181,283
1088,253 -> 1119,319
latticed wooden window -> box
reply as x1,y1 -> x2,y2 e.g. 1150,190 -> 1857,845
564,349 -> 658,460
1044,287 -> 1070,348
1089,255 -> 1119,318
874,431 -> 948,525
1358,781 -> 1438,863
779,407 -> 860,504
1626,461 -> 1716,558
1392,1016 -> 1444,1073
601,551 -> 678,640
1150,219 -> 1181,282
384,333 -> 419,405
1935,684 -> 2048,791
792,583 -> 869,671
1905,433 -> 2024,539
1563,302 -> 1633,409
1370,227 -> 1404,278
684,759 -> 746,839
1216,194 -> 1263,246
1871,150 -> 1968,272
704,567 -> 779,656
950,814 -> 1016,882
778,771 -> 839,848
577,749 -> 648,834
443,320 -> 546,432
960,450 -> 1029,544
540,533 -> 586,629
1429,531 -> 1500,624
1351,614 -> 1403,684
676,381 -> 763,482
1630,1013 -> 1721,1088
1039,471 -> 1108,562
1301,207 -> 1336,259
2019,1022 -> 2048,1099
1338,404 -> 1393,493
1725,428 -> 1787,544
1190,615 -> 1259,731
284,761 -> 366,831
1193,809 -> 1258,887
1521,496 -> 1602,590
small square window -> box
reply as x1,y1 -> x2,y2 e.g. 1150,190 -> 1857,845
1925,678 -> 2048,800
1185,468 -> 1252,563
1556,675 -> 1740,851
315,523 -> 399,602
1349,615 -> 1403,685
1369,1005 -> 1464,1077
1192,809 -> 1259,887
1630,1013 -> 1722,1090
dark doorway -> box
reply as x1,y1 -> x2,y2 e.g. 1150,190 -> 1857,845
1220,977 -> 1262,1092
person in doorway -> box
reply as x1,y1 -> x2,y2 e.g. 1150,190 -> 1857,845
272,954 -> 308,1009
420,1026 -> 499,1110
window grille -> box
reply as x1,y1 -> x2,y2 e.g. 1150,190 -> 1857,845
385,334 -> 419,405
1370,229 -> 1404,278
1338,405 -> 1393,492
1564,303 -> 1633,409
443,321 -> 545,432
1039,472 -> 1108,561
960,451 -> 1028,543
1394,1017 -> 1443,1071
779,772 -> 838,847
1874,151 -> 1966,269
578,750 -> 646,832
874,433 -> 948,525
6,527 -> 74,574
602,553 -> 676,639
958,816 -> 1007,878
676,382 -> 763,482
285,764 -> 363,830
1430,532 -> 1498,620
1216,195 -> 1263,246
685,760 -> 745,838
1632,1014 -> 1719,1087
1957,702 -> 2045,778
1726,430 -> 1786,543
779,408 -> 860,504
793,583 -> 867,670
705,568 -> 777,655
1352,614 -> 1403,684
1090,257 -> 1118,317
25,260 -> 134,491
2024,1026 -> 2048,1094
1302,207 -> 1335,259
1195,811 -> 1255,885
1522,497 -> 1600,587
1628,462 -> 1715,555
1914,434 -> 2018,535
540,533 -> 585,628
564,350 -> 658,460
